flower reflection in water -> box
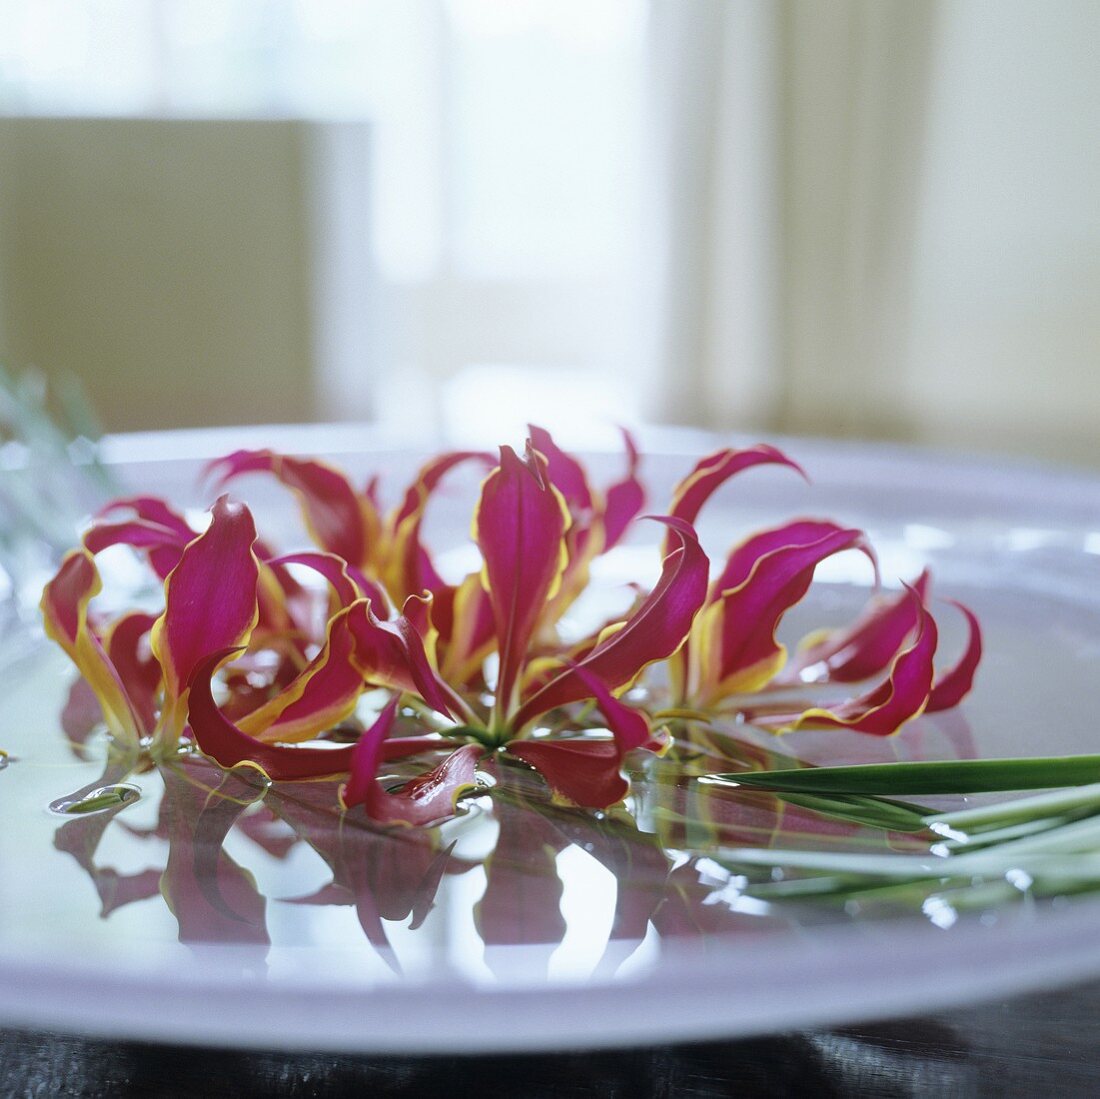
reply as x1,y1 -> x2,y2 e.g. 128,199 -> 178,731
48,722 -> 962,975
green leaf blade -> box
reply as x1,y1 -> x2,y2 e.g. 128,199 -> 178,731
707,755 -> 1100,796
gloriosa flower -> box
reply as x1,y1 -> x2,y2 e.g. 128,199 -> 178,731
41,430 -> 980,824
662,450 -> 982,735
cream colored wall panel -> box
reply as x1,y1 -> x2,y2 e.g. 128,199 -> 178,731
0,117 -> 374,431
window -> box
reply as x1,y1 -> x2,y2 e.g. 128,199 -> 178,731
0,0 -> 649,432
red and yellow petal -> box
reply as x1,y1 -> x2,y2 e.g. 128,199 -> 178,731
782,569 -> 929,686
208,449 -> 380,570
474,444 -> 571,716
340,701 -> 482,825
187,648 -> 357,779
346,598 -> 462,720
752,590 -> 938,736
150,496 -> 261,742
692,523 -> 874,703
237,604 -> 367,744
927,599 -> 982,711
512,516 -> 707,729
668,445 -> 806,535
41,550 -> 145,746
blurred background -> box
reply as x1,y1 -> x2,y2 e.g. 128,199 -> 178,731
0,0 -> 1097,463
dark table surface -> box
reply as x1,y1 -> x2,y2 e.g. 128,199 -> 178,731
4,977 -> 1098,1098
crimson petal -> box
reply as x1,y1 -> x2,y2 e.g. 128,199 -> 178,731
512,516 -> 708,729
709,519 -> 876,598
84,518 -> 193,583
506,741 -> 628,809
668,444 -> 806,533
926,600 -> 982,712
95,497 -> 196,578
187,648 -> 357,779
151,496 -> 260,741
507,667 -> 654,809
104,612 -> 160,737
341,701 -> 481,825
603,428 -> 645,550
391,450 -> 494,528
386,450 -> 493,603
270,550 -> 371,610
84,517 -> 190,559
575,666 -> 651,754
237,604 -> 367,743
98,495 -> 194,538
528,425 -> 594,512
783,570 -> 930,685
693,524 -> 874,702
207,449 -> 376,568
345,599 -> 462,719
339,699 -> 399,809
752,589 -> 938,736
474,444 -> 570,715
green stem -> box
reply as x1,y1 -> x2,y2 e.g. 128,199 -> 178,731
439,684 -> 482,729
777,791 -> 932,834
708,754 -> 1100,796
934,817 -> 1063,851
930,782 -> 1100,830
403,695 -> 484,737
445,724 -> 502,750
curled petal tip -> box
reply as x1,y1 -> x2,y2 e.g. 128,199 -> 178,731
926,599 -> 982,712
343,706 -> 482,826
339,699 -> 400,811
187,648 -> 356,780
506,739 -> 628,809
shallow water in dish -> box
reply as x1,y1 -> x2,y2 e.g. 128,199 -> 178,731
2,563 -> 1100,987
0,647 -> 884,980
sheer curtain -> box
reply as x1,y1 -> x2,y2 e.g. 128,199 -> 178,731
905,0 -> 1100,465
641,0 -> 781,432
646,0 -> 1100,466
775,0 -> 936,443
642,0 -> 936,442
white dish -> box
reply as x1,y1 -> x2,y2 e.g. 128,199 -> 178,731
3,427 -> 1100,1054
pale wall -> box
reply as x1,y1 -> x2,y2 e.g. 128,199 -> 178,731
0,117 -> 374,431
